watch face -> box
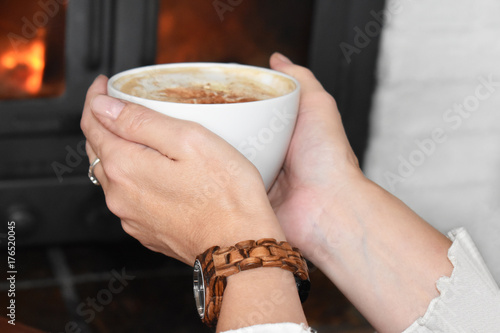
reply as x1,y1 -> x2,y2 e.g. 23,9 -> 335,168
193,259 -> 205,319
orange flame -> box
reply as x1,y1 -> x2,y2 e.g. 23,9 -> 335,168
0,29 -> 46,95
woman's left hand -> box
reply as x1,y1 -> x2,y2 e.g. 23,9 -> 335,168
80,75 -> 285,265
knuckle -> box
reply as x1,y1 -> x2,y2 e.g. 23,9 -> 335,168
120,220 -> 135,237
84,141 -> 92,155
177,122 -> 208,150
296,65 -> 314,78
321,91 -> 338,108
291,65 -> 317,83
105,193 -> 127,218
102,158 -> 127,183
125,106 -> 152,134
88,128 -> 103,144
80,115 -> 89,134
305,90 -> 337,109
352,154 -> 360,168
85,85 -> 95,101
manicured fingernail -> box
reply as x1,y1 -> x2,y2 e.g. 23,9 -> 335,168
93,74 -> 107,84
274,52 -> 293,64
91,95 -> 125,120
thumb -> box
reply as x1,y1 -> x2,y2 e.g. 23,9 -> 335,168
90,94 -> 196,159
270,53 -> 348,147
270,52 -> 326,95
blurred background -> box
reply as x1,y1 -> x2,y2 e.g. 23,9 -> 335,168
1,0 -> 498,332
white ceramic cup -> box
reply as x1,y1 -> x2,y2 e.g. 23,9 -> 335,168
107,63 -> 300,190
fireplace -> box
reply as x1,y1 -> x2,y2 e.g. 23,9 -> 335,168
0,0 -> 385,245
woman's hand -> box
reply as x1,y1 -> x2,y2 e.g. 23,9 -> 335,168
269,54 -> 453,333
80,76 -> 285,265
268,53 -> 363,259
81,75 -> 307,332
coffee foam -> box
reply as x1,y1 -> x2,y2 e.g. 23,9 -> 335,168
113,66 -> 296,104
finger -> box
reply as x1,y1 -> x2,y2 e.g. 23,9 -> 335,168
81,76 -> 135,176
89,94 -> 210,159
87,128 -> 167,192
81,75 -> 117,161
81,76 -> 115,188
270,52 -> 327,95
270,53 -> 343,126
81,75 -> 108,130
86,126 -> 177,223
269,53 -> 351,153
270,53 -> 340,119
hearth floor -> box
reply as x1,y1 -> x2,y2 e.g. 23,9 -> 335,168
0,238 -> 373,332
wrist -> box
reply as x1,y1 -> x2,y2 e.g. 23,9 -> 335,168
217,267 -> 307,331
304,172 -> 374,264
193,212 -> 286,264
194,237 -> 310,329
290,168 -> 367,256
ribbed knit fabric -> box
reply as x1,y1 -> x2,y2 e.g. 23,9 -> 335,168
403,228 -> 500,332
222,322 -> 313,333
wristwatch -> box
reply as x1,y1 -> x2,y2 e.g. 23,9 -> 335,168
193,238 -> 311,327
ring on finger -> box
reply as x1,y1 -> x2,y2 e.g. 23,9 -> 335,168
88,157 -> 102,186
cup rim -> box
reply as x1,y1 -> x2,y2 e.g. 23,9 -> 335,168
107,62 -> 300,106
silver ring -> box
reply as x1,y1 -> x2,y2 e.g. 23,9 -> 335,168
88,157 -> 101,186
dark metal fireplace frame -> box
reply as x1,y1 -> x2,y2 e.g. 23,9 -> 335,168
0,0 -> 385,245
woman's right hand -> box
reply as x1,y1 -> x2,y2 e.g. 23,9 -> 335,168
269,54 -> 453,333
268,53 -> 364,259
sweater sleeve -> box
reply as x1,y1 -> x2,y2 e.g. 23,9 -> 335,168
403,227 -> 500,332
221,322 -> 314,333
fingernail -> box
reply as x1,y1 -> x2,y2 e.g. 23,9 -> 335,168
91,95 -> 125,120
93,74 -> 107,83
274,52 -> 293,64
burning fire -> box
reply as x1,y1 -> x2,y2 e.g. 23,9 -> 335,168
0,29 -> 46,96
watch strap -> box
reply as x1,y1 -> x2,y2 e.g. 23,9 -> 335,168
196,238 -> 310,327
196,244 -> 226,327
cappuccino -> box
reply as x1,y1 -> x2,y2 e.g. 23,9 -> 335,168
113,66 -> 294,104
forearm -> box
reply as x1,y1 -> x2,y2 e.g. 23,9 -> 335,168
308,175 -> 453,333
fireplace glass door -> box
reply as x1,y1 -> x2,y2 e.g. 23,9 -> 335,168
155,0 -> 313,67
0,0 -> 66,100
